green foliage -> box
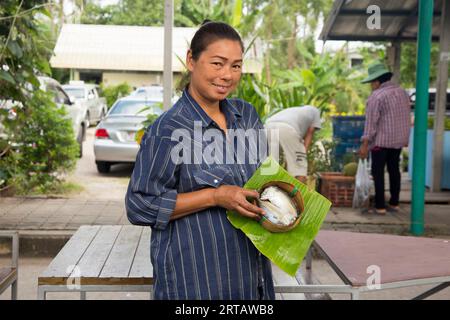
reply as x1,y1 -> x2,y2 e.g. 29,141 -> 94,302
306,131 -> 336,176
80,0 -> 243,28
135,103 -> 163,144
81,0 -> 164,26
400,42 -> 447,88
1,1 -> 79,194
0,1 -> 53,102
0,91 -> 79,193
427,116 -> 450,130
234,45 -> 366,123
100,82 -> 132,109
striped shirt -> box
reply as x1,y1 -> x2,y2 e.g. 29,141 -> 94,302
362,81 -> 411,150
125,89 -> 275,300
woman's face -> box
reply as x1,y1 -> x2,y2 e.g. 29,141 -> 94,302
187,39 -> 243,105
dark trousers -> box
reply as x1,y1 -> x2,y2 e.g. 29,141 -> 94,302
371,147 -> 402,209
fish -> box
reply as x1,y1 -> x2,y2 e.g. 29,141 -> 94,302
257,186 -> 298,226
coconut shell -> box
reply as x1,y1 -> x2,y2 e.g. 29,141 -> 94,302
254,181 -> 305,233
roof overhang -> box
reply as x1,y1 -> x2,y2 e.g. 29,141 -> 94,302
320,0 -> 443,42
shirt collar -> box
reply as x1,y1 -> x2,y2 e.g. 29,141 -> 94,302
182,88 -> 242,128
379,81 -> 395,90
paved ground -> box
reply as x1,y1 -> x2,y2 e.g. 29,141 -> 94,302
66,127 -> 134,200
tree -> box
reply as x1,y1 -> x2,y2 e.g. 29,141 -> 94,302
80,0 -> 165,26
1,0 -> 78,194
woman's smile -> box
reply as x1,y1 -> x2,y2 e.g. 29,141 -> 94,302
212,82 -> 231,94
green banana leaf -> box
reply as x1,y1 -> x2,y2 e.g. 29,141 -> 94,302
227,156 -> 331,276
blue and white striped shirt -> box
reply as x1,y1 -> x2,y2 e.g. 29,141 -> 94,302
125,89 -> 275,300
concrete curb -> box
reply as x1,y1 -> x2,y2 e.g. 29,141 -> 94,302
0,230 -> 74,257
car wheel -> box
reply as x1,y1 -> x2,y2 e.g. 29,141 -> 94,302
77,128 -> 83,158
96,161 -> 111,173
86,111 -> 91,127
100,109 -> 106,121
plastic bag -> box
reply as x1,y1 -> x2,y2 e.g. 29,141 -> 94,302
353,159 -> 371,208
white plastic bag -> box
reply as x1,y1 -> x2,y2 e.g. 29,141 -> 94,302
353,159 -> 371,208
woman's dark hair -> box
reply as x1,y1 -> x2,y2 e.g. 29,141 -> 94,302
376,72 -> 393,84
176,20 -> 245,90
190,20 -> 244,60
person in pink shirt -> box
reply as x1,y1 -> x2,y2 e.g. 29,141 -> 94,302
359,62 -> 411,215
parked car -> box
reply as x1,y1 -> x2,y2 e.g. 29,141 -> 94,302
93,96 -> 163,173
1,77 -> 88,158
39,77 -> 88,158
130,85 -> 180,104
62,81 -> 108,126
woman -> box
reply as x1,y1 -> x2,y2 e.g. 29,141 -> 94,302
125,21 -> 275,300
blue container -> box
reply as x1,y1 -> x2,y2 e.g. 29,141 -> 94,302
408,129 -> 450,189
332,116 -> 366,140
334,141 -> 360,158
333,141 -> 360,170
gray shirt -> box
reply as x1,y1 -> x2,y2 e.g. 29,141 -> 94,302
266,105 -> 322,138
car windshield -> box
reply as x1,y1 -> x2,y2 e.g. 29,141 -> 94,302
63,88 -> 85,99
133,87 -> 163,99
109,100 -> 163,116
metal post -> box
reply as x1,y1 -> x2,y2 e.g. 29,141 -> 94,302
431,0 -> 450,192
37,287 -> 46,300
411,0 -> 434,236
11,280 -> 17,300
163,0 -> 173,111
391,41 -> 401,84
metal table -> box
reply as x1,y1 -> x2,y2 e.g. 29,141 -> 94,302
276,230 -> 450,299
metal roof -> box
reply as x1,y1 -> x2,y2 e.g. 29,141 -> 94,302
320,0 -> 443,42
50,24 -> 263,73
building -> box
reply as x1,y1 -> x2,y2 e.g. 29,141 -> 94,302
50,24 -> 263,88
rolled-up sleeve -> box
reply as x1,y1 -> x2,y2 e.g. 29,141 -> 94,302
362,97 -> 381,143
125,126 -> 179,230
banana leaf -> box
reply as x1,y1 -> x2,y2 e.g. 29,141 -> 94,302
227,156 -> 331,276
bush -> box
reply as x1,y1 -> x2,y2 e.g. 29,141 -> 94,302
427,117 -> 450,130
0,90 -> 79,194
100,82 -> 132,109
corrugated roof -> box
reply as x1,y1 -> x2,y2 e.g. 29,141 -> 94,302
50,24 -> 263,73
320,0 -> 443,41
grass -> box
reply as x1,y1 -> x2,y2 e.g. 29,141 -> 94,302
19,181 -> 85,197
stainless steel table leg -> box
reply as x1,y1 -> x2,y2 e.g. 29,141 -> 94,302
351,289 -> 360,300
11,279 -> 18,300
37,287 -> 46,300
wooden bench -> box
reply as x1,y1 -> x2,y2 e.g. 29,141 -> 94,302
37,225 -> 153,300
0,231 -> 19,300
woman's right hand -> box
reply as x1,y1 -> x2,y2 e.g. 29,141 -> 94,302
213,185 -> 265,221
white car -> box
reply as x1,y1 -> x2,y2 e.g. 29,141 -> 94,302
62,81 -> 108,126
39,77 -> 89,157
130,85 -> 180,104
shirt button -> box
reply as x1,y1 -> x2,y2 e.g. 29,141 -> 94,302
214,179 -> 218,184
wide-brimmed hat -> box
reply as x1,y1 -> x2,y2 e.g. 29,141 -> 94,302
361,62 -> 393,83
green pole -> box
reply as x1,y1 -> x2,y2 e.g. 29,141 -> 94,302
411,0 -> 434,236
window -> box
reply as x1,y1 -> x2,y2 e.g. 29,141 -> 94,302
109,100 -> 163,116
